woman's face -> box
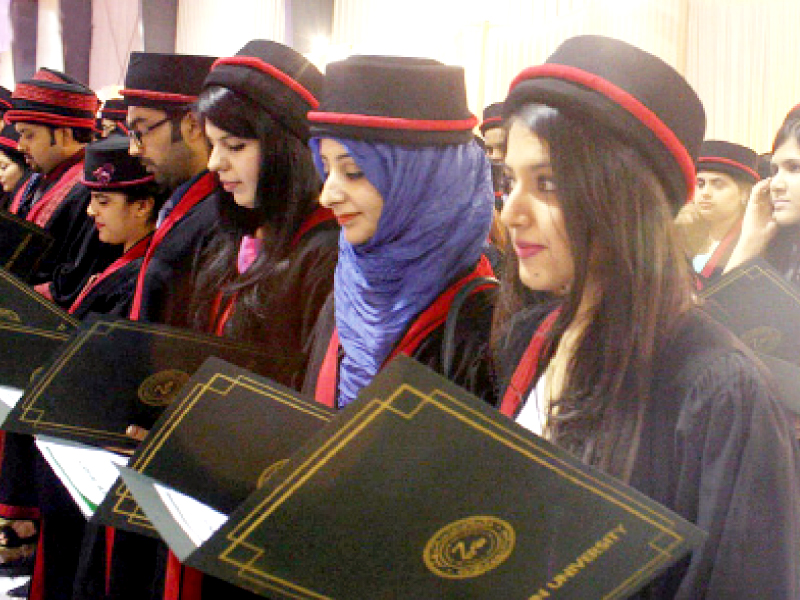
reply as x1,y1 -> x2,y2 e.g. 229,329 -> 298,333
770,137 -> 800,227
86,191 -> 143,247
0,151 -> 23,192
317,138 -> 384,245
205,120 -> 261,209
694,170 -> 746,225
501,120 -> 575,293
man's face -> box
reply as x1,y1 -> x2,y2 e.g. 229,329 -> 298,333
15,123 -> 64,174
483,126 -> 507,162
127,106 -> 189,189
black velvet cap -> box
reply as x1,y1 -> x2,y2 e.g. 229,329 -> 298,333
697,140 -> 759,183
504,35 -> 706,212
0,86 -> 12,114
81,136 -> 154,190
309,55 -> 477,146
6,71 -> 99,131
122,52 -> 216,110
0,123 -> 21,158
101,98 -> 127,121
480,101 -> 504,134
203,40 -> 323,142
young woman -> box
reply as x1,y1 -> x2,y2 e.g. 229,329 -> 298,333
0,123 -> 30,210
495,35 -> 799,597
674,140 -> 759,287
189,39 -> 338,389
148,40 -> 339,600
69,135 -> 163,318
302,55 -> 498,409
725,113 -> 800,285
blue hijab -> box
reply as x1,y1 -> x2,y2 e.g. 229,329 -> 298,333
310,138 -> 494,407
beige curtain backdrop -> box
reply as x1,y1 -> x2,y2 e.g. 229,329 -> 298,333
175,0 -> 285,57
686,0 -> 800,152
89,0 -> 143,92
330,0 -> 798,153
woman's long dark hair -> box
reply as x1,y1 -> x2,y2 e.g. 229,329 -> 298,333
494,104 -> 695,478
190,86 -> 322,337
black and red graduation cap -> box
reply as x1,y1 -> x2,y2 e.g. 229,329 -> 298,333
0,123 -> 22,160
121,52 -> 216,110
308,55 -> 477,146
0,86 -> 12,116
5,68 -> 99,132
480,101 -> 504,134
203,39 -> 323,142
81,135 -> 154,190
503,35 -> 706,214
101,98 -> 127,121
698,140 -> 759,183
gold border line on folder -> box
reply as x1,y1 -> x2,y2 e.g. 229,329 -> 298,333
0,322 -> 71,340
216,384 -> 692,596
17,319 -> 269,437
133,373 -> 332,472
702,263 -> 800,300
109,481 -> 156,528
0,268 -> 77,326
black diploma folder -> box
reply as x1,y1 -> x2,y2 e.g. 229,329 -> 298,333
701,259 -> 800,365
0,209 -> 55,281
120,356 -> 706,600
2,317 -> 283,450
94,358 -> 334,537
0,267 -> 76,400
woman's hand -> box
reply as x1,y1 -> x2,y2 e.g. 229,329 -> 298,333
724,178 -> 777,273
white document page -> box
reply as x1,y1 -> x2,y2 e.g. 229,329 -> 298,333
36,435 -> 128,519
154,483 -> 228,548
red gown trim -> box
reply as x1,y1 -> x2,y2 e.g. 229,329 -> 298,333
315,256 -> 495,408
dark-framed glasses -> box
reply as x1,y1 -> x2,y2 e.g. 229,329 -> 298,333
128,116 -> 173,147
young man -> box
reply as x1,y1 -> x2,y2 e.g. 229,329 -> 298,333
120,51 -> 220,326
5,69 -> 119,304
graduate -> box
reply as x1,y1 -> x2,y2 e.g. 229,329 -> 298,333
121,52 -> 220,327
725,107 -> 800,286
5,69 -> 119,304
166,38 -> 338,600
302,55 -> 498,408
494,35 -> 800,597
98,98 -> 129,138
69,136 -> 164,319
674,140 -> 759,287
0,123 -> 31,211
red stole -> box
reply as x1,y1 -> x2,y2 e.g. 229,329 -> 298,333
498,308 -> 562,418
208,207 -> 335,336
24,160 -> 85,227
315,256 -> 495,408
68,233 -> 152,314
696,219 -> 742,289
7,177 -> 30,214
129,172 -> 217,321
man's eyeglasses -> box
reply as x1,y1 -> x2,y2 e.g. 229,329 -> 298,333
128,116 -> 173,147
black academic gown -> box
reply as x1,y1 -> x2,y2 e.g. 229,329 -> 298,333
132,171 -> 221,327
302,267 -> 499,408
496,305 -> 800,599
163,216 -> 340,600
209,220 -> 341,388
69,258 -> 143,320
23,153 -> 120,293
